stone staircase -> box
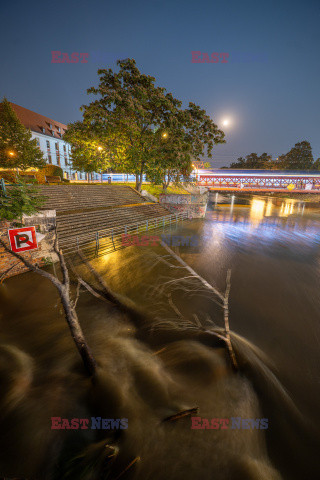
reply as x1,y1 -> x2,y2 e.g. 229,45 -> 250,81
27,184 -> 172,250
35,184 -> 146,213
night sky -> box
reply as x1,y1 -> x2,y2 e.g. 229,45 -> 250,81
1,0 -> 320,167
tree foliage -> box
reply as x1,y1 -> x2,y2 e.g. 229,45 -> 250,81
0,178 -> 44,223
230,141 -> 317,170
65,59 -> 225,191
276,141 -> 314,170
230,152 -> 272,169
0,98 -> 45,170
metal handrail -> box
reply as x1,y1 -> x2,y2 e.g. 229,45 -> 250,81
60,211 -> 189,255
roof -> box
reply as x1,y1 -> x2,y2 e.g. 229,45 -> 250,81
9,102 -> 68,139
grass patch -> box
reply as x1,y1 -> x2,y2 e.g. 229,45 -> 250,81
113,183 -> 189,198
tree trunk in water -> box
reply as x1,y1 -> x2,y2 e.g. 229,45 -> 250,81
59,286 -> 97,376
0,238 -> 97,378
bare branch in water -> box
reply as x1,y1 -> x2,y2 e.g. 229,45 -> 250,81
114,456 -> 141,480
72,280 -> 81,309
157,242 -> 238,371
162,407 -> 199,423
222,269 -> 238,371
167,293 -> 184,319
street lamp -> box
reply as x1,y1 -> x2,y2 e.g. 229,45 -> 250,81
97,146 -> 103,183
162,132 -> 168,139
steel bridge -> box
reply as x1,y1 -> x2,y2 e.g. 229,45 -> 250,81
197,169 -> 320,193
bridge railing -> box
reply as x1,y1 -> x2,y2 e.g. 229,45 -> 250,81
198,174 -> 320,191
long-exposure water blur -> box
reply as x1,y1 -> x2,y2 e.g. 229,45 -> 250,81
1,195 -> 320,479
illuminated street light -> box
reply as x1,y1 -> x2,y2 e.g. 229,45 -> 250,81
97,146 -> 104,183
222,119 -> 229,127
162,132 -> 168,138
8,150 -> 15,156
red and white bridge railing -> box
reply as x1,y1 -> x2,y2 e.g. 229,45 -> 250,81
198,173 -> 320,192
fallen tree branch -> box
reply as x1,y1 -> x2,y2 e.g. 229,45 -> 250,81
159,241 -> 238,371
0,237 -> 97,377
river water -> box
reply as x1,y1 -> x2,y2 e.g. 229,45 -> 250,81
0,195 -> 319,479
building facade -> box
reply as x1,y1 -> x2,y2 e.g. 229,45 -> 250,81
9,103 -> 100,181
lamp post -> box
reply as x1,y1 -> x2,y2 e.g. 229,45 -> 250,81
97,146 -> 103,183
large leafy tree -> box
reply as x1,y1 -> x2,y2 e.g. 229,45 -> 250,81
0,98 -> 45,170
65,59 -> 225,191
276,141 -> 314,170
230,152 -> 272,169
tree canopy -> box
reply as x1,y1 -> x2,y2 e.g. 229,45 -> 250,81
229,141 -> 317,170
0,98 -> 45,171
276,141 -> 314,170
230,152 -> 272,169
65,59 -> 225,191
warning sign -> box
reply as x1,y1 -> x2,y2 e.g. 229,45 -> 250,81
8,226 -> 38,253
287,184 -> 295,191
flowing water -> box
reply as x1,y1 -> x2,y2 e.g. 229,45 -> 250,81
0,195 -> 320,479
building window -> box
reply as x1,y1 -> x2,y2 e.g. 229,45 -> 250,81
48,154 -> 52,164
40,127 -> 45,134
55,142 -> 60,166
46,140 -> 50,150
35,137 -> 40,147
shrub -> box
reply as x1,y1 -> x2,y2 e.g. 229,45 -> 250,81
0,170 -> 17,183
36,165 -> 64,184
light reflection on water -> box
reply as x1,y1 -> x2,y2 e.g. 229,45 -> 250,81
207,197 -> 320,252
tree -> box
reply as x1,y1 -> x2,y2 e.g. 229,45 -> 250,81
277,141 -> 314,170
0,98 -> 45,170
230,152 -> 272,169
64,121 -> 111,182
0,177 -> 45,223
65,59 -> 225,191
313,158 -> 320,170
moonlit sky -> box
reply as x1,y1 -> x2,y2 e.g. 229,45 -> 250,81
1,0 -> 320,167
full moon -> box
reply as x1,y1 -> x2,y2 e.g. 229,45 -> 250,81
222,119 -> 229,126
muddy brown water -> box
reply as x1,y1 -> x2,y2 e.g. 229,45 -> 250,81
0,195 -> 319,479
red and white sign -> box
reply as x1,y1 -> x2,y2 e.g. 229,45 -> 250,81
8,226 -> 38,253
